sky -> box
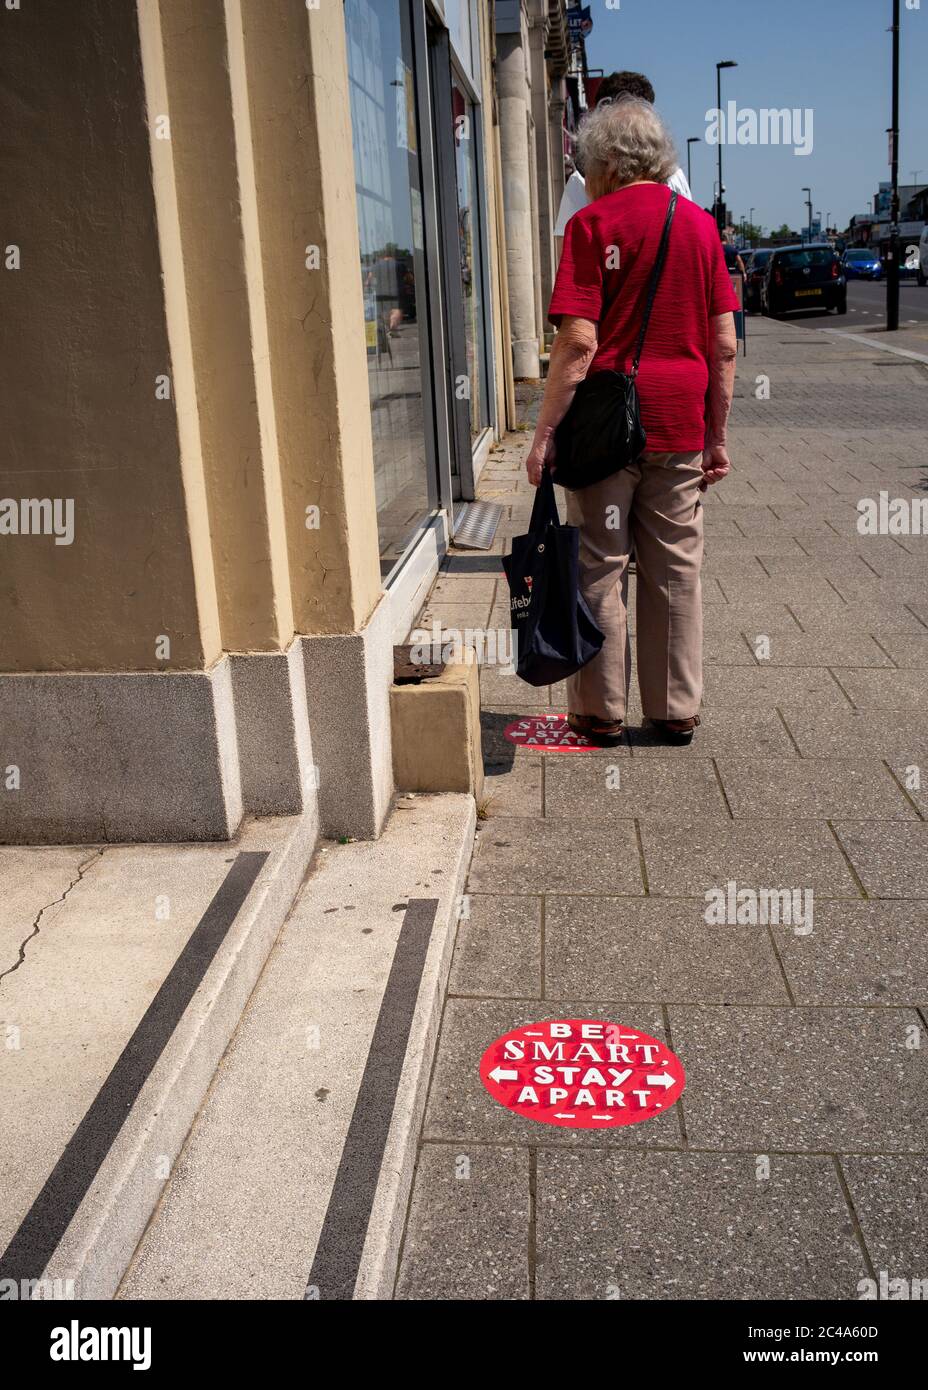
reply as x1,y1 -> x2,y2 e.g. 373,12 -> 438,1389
583,0 -> 928,233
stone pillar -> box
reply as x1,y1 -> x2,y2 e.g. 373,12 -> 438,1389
495,6 -> 540,379
0,0 -> 242,842
548,78 -> 568,252
0,0 -> 392,843
234,0 -> 393,838
528,1 -> 556,318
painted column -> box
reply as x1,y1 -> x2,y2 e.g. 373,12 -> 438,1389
494,3 -> 541,379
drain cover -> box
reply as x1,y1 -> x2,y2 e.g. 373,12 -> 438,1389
452,500 -> 503,550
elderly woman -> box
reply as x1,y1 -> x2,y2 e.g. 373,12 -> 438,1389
525,98 -> 738,746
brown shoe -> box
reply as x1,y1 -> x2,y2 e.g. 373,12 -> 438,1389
650,715 -> 701,746
567,712 -> 625,747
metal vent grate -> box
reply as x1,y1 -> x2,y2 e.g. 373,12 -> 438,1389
452,500 -> 504,550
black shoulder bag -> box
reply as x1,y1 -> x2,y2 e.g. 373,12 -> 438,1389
553,190 -> 677,491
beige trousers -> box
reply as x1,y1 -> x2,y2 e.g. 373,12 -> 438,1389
565,450 -> 705,722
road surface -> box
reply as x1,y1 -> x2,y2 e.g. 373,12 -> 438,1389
844,277 -> 928,327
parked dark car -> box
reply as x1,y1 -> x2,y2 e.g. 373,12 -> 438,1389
842,247 -> 882,280
761,245 -> 847,317
743,248 -> 773,312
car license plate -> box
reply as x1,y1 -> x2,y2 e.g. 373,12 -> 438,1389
795,288 -> 822,297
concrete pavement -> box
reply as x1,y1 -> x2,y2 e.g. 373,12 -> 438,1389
394,314 -> 928,1301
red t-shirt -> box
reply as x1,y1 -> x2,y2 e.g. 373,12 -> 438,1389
549,184 -> 739,452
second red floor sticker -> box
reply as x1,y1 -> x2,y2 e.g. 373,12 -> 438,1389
479,1019 -> 685,1129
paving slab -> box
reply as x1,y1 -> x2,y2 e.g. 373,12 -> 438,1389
703,633 -> 758,665
449,895 -> 541,999
481,759 -> 543,817
736,632 -> 892,667
544,758 -> 730,821
833,669 -> 928,711
830,579 -> 927,609
778,707 -> 928,762
466,817 -> 645,896
875,633 -> 928,669
393,1144 -> 529,1300
430,576 -> 499,603
423,997 -> 680,1148
626,708 -> 798,758
669,1006 -> 928,1152
840,1157 -> 928,1280
638,819 -> 861,898
787,603 -> 928,634
757,554 -> 876,582
534,1151 -> 865,1300
831,822 -> 928,898
706,537 -> 808,557
701,554 -> 768,578
774,900 -> 928,1006
414,602 -> 493,630
717,578 -> 849,608
701,603 -> 803,634
701,668 -> 851,708
479,667 -> 557,707
716,758 -> 917,820
544,896 -> 788,1004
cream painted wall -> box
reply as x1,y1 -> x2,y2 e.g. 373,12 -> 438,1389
0,0 -> 221,673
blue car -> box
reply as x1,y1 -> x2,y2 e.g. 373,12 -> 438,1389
842,248 -> 882,280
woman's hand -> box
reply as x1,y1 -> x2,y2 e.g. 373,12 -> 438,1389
700,442 -> 732,491
525,433 -> 556,487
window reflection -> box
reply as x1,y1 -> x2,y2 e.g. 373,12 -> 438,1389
346,0 -> 435,578
451,76 -> 487,437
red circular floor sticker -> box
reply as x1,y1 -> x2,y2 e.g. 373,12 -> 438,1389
503,715 -> 595,751
480,1019 -> 685,1129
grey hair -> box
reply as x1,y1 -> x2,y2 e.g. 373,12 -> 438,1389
577,97 -> 678,190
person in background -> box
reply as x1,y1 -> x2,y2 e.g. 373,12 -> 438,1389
721,228 -> 746,279
554,70 -> 692,257
525,98 -> 739,747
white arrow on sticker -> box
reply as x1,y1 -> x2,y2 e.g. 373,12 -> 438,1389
489,1066 -> 520,1084
646,1072 -> 676,1089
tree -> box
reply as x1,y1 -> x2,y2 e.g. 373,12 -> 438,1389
771,223 -> 798,240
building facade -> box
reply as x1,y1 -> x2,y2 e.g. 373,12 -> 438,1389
0,0 -> 578,847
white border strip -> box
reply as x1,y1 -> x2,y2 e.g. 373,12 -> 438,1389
815,327 -> 928,367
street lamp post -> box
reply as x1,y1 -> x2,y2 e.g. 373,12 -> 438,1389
687,137 -> 701,198
887,0 -> 901,331
715,60 -> 738,231
749,207 -> 755,247
802,186 -> 812,241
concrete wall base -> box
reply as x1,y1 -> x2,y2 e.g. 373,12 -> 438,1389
0,664 -> 243,845
0,596 -> 397,846
302,591 -> 394,841
230,640 -> 315,818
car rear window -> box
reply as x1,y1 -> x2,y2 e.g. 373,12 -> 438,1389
778,249 -> 835,269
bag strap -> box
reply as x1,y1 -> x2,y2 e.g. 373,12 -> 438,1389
630,190 -> 677,379
529,464 -> 560,533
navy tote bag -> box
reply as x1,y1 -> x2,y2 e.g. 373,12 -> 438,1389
501,466 -> 604,687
